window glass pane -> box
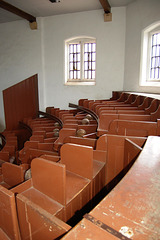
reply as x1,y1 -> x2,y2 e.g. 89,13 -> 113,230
67,38 -> 96,82
155,68 -> 159,79
84,62 -> 88,70
153,34 -> 157,45
77,62 -> 80,70
70,54 -> 73,62
156,47 -> 159,56
92,62 -> 96,70
70,71 -> 73,79
77,44 -> 80,52
150,33 -> 160,79
69,45 -> 73,53
84,42 -> 96,79
70,63 -> 73,70
84,71 -> 86,79
152,46 -> 156,56
74,45 -> 77,53
84,44 -> 88,52
152,57 -> 156,67
92,71 -> 95,79
84,53 -> 88,61
88,44 -> 92,52
92,43 -> 96,52
77,53 -> 80,61
88,71 -> 91,79
92,53 -> 96,61
73,53 -> 76,62
77,71 -> 80,79
157,34 -> 160,44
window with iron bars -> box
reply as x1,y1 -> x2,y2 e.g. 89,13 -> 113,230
65,37 -> 96,85
150,32 -> 160,80
139,22 -> 160,86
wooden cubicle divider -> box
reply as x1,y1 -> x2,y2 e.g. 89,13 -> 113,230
3,74 -> 39,130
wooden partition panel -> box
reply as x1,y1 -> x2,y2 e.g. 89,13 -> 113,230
3,74 -> 39,130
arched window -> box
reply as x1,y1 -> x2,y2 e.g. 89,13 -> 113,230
65,36 -> 96,85
140,22 -> 160,86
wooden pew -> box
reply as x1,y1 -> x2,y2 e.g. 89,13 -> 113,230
107,119 -> 158,137
97,104 -> 160,135
97,113 -> 151,135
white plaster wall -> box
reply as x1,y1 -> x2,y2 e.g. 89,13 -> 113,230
0,18 -> 45,130
42,8 -> 126,109
124,0 -> 160,93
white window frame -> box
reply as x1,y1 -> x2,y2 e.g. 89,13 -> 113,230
139,21 -> 160,87
64,36 -> 96,86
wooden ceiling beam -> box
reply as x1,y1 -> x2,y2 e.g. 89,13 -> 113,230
0,0 -> 36,23
99,0 -> 111,13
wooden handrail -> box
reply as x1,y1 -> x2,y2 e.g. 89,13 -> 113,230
38,110 -> 63,127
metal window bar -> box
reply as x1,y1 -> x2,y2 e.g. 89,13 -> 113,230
84,43 -> 96,80
69,43 -> 80,80
150,33 -> 160,80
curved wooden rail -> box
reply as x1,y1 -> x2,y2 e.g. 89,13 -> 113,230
19,121 -> 32,135
38,110 -> 63,127
0,133 -> 6,150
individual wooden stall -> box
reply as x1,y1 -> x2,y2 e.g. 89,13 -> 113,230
62,136 -> 160,239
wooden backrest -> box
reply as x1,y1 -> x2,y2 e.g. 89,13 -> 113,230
31,158 -> 66,205
77,125 -> 97,134
58,128 -> 77,142
24,141 -> 39,149
38,143 -> 54,151
40,154 -> 60,162
61,143 -> 93,180
64,136 -> 96,149
98,113 -> 151,131
108,119 -> 157,137
0,152 -> 9,161
63,124 -> 78,129
30,135 -> 44,143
